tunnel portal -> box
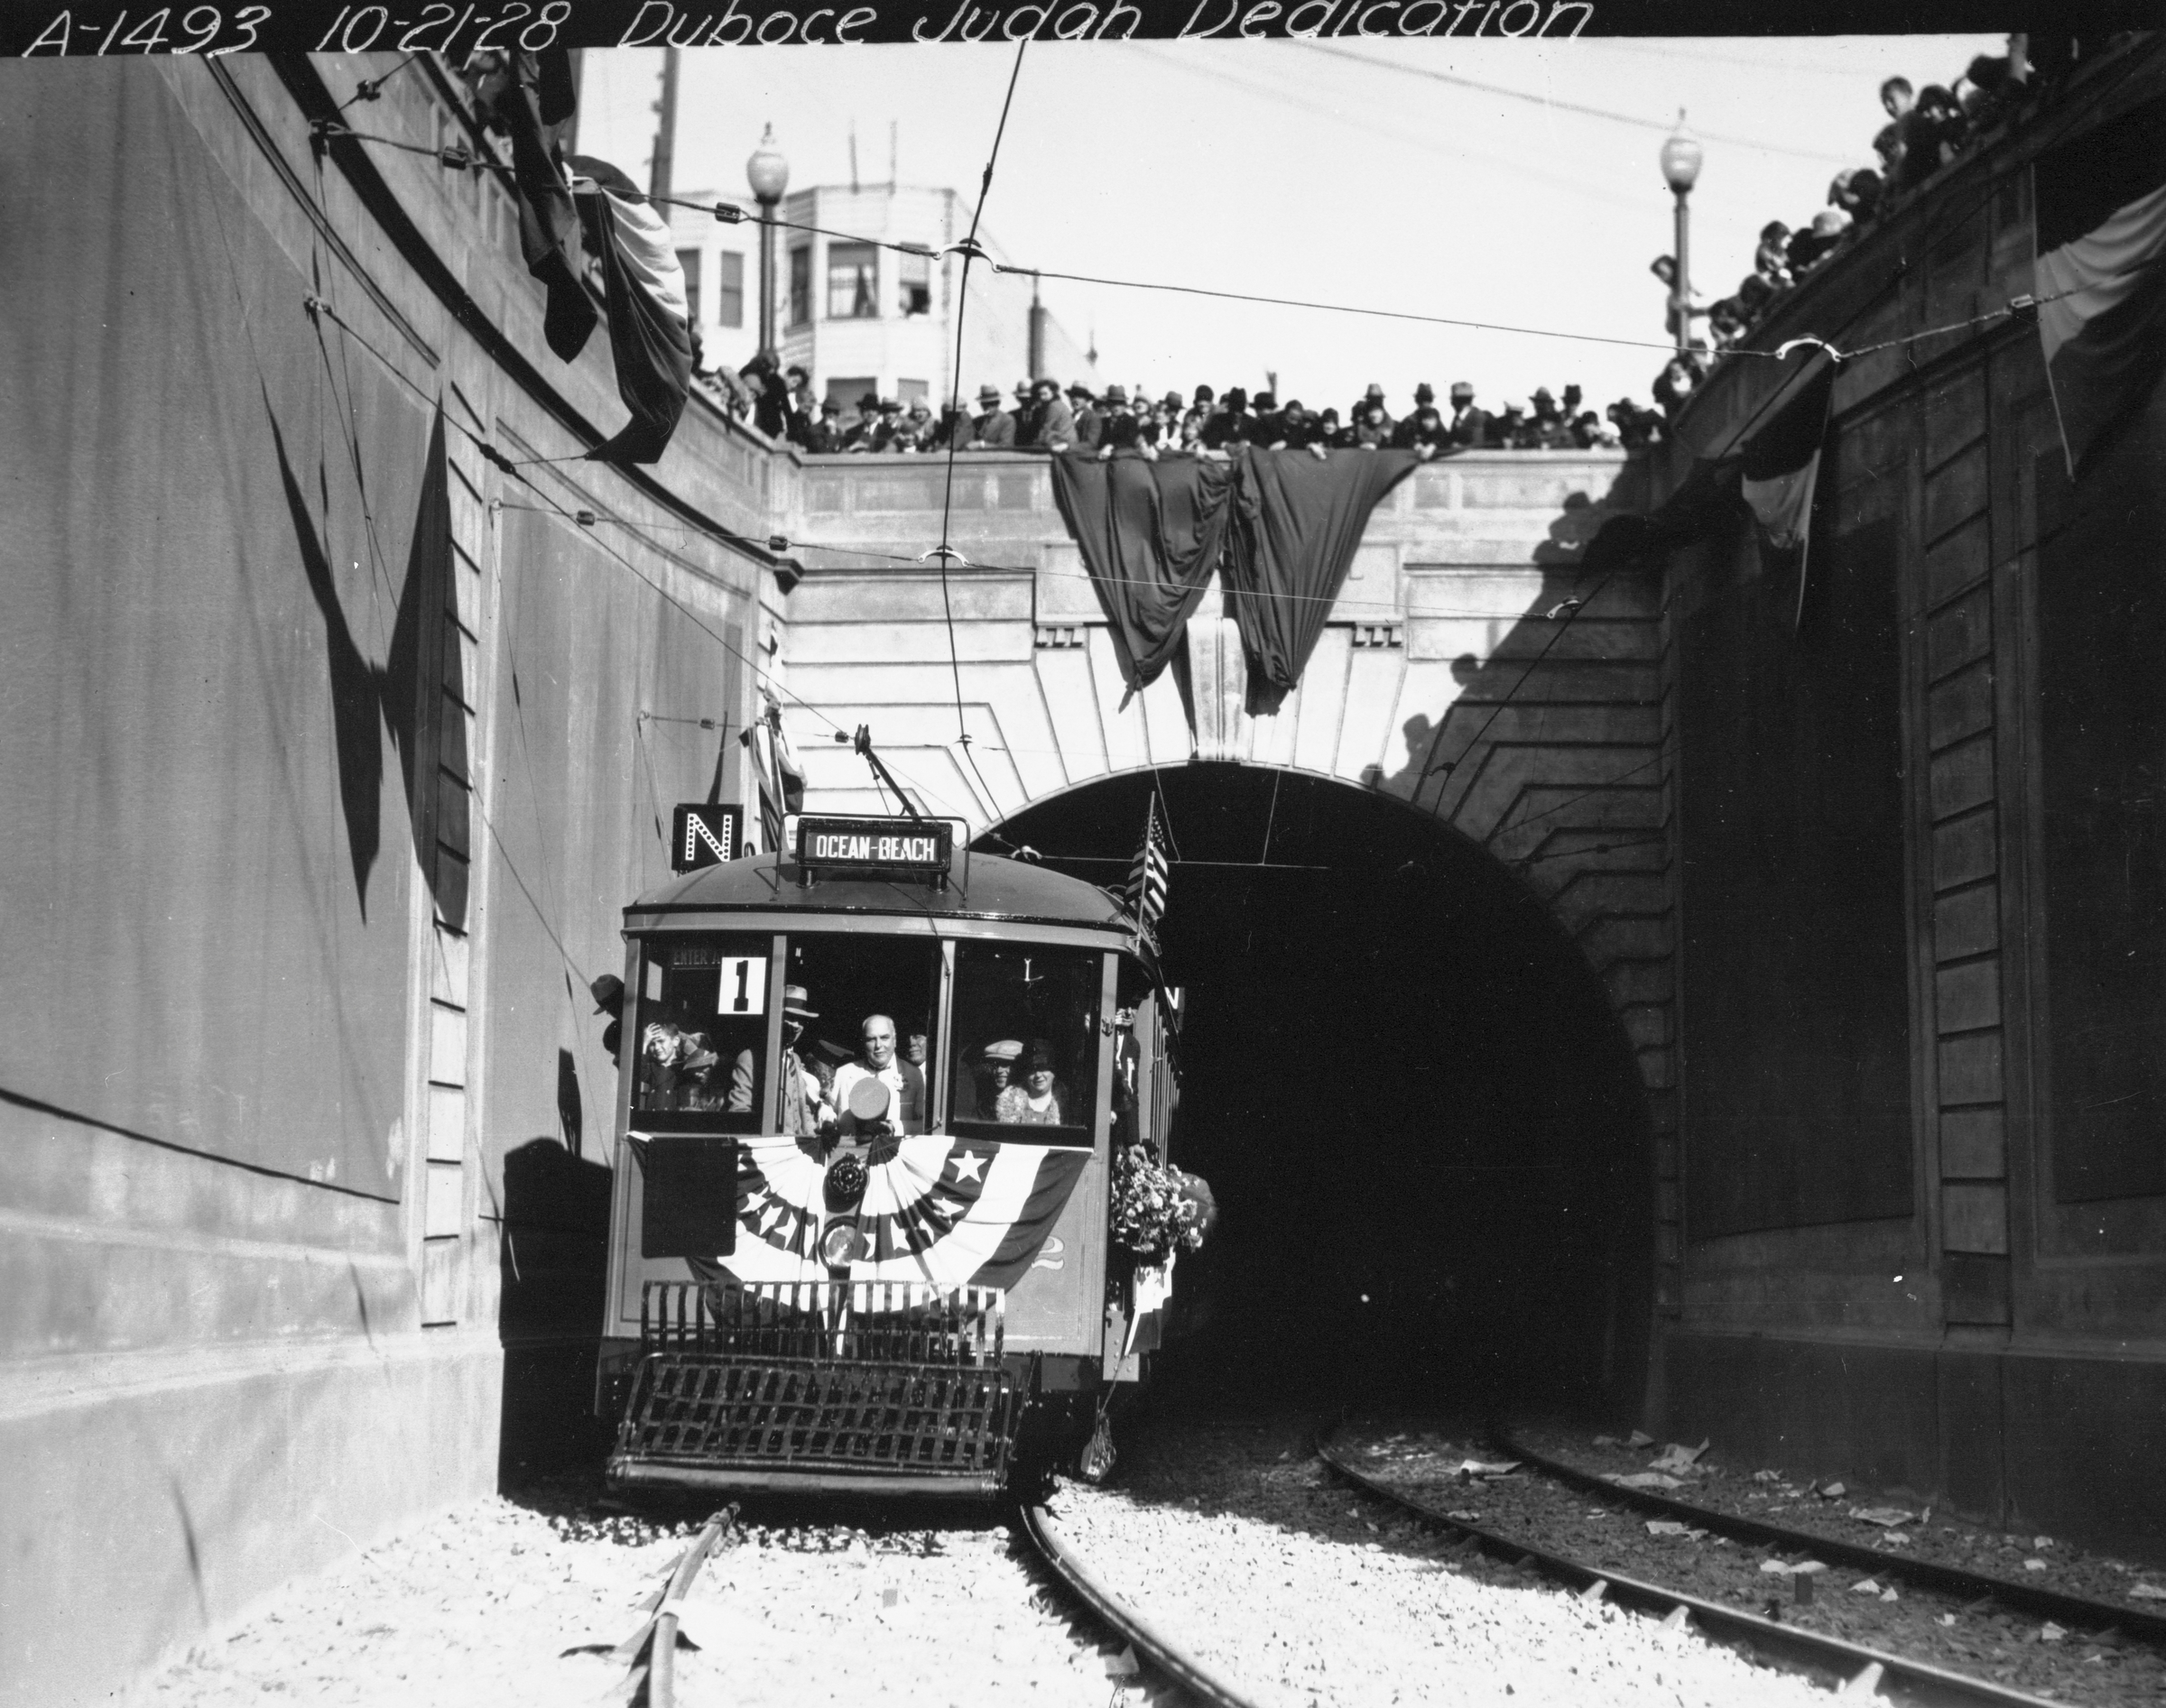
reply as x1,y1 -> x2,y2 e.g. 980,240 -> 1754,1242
985,764 -> 1653,1417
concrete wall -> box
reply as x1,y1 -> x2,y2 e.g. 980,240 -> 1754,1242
1648,38 -> 2166,1556
0,53 -> 773,1704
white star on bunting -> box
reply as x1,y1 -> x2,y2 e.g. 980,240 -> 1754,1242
950,1149 -> 986,1183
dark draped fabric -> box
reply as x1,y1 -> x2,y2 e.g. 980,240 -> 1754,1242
567,157 -> 694,467
497,51 -> 598,364
1049,450 -> 1238,696
1226,447 -> 1421,714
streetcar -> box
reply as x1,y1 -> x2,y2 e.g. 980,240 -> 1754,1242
594,813 -> 1186,1497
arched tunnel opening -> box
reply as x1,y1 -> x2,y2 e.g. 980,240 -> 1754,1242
982,764 -> 1654,1423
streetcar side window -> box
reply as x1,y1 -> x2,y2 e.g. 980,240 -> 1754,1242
634,935 -> 772,1131
948,943 -> 1101,1146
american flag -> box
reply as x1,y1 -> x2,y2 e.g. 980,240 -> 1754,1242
741,699 -> 804,854
1126,796 -> 1171,937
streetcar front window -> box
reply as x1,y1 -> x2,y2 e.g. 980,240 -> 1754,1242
634,935 -> 772,1130
948,943 -> 1101,1146
786,935 -> 944,1136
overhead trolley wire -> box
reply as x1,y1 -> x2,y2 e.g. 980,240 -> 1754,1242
929,35 -> 1033,823
318,76 -> 2093,375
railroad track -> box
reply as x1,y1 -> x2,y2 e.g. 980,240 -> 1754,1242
1491,1426 -> 2166,1648
1319,1428 -> 2064,1708
1019,1496 -> 1259,1708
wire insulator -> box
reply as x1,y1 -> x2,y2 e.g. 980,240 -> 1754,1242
438,145 -> 475,171
575,508 -> 598,527
767,534 -> 790,551
713,203 -> 748,224
2007,294 -> 2040,326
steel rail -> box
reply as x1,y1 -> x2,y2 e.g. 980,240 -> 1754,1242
648,1509 -> 736,1708
1491,1427 -> 2166,1646
1317,1434 -> 2060,1708
1017,1500 -> 1264,1708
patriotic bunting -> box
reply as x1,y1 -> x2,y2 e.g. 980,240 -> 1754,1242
474,49 -> 599,365
1738,350 -> 1837,630
2032,95 -> 2166,477
718,1133 -> 1088,1291
741,701 -> 805,854
566,155 -> 695,466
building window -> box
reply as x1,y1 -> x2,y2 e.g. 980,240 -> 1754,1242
717,252 -> 745,328
788,245 -> 811,329
827,377 -> 877,412
898,249 -> 931,317
677,249 -> 703,325
827,243 -> 879,319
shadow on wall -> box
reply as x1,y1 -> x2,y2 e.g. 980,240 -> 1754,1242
1377,488 -> 1628,808
497,1127 -> 616,1487
270,396 -> 467,928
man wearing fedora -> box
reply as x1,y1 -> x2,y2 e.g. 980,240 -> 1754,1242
1067,382 -> 1103,451
966,383 -> 1015,449
777,983 -> 833,1138
1095,385 -> 1146,459
1446,382 -> 1488,448
1392,383 -> 1449,455
590,973 -> 625,1066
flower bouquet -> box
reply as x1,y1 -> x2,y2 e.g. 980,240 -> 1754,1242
1109,1144 -> 1211,1263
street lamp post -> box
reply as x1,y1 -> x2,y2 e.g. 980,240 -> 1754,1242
1660,112 -> 1703,355
745,125 -> 789,355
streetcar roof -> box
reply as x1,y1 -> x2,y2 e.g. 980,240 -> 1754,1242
624,850 -> 1142,938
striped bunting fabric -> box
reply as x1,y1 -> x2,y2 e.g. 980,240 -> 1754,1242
717,1133 -> 1088,1291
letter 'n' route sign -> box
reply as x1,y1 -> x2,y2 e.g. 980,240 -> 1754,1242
671,803 -> 744,873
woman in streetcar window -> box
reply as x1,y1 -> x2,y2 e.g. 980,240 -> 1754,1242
996,1039 -> 1071,1125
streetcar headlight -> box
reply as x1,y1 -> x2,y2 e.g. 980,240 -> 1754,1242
819,1220 -> 865,1269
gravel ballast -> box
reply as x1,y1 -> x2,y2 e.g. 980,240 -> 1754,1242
122,1486 -> 1128,1707
1047,1417 -> 1830,1707
1351,1425 -> 2166,1708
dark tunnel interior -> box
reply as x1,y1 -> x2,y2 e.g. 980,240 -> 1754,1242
983,764 -> 1654,1422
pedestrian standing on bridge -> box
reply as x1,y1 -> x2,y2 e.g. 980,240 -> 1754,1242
1069,383 -> 1104,451
1032,378 -> 1076,449
966,383 -> 1015,449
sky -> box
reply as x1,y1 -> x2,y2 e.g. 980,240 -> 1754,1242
575,33 -> 2003,411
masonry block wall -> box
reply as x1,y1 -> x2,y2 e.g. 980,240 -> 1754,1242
1650,38 -> 2166,1554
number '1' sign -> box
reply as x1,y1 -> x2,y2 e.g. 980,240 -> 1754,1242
717,956 -> 764,1016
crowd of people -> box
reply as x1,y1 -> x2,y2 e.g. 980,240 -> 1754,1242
1651,32 -> 2094,415
692,355 -> 1673,456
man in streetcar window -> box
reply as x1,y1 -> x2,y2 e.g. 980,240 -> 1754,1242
778,984 -> 832,1137
903,1018 -> 931,1074
996,1039 -> 1071,1126
832,1013 -> 927,1135
965,1038 -> 1022,1120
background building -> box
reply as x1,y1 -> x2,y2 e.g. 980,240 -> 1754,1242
667,181 -> 1097,410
